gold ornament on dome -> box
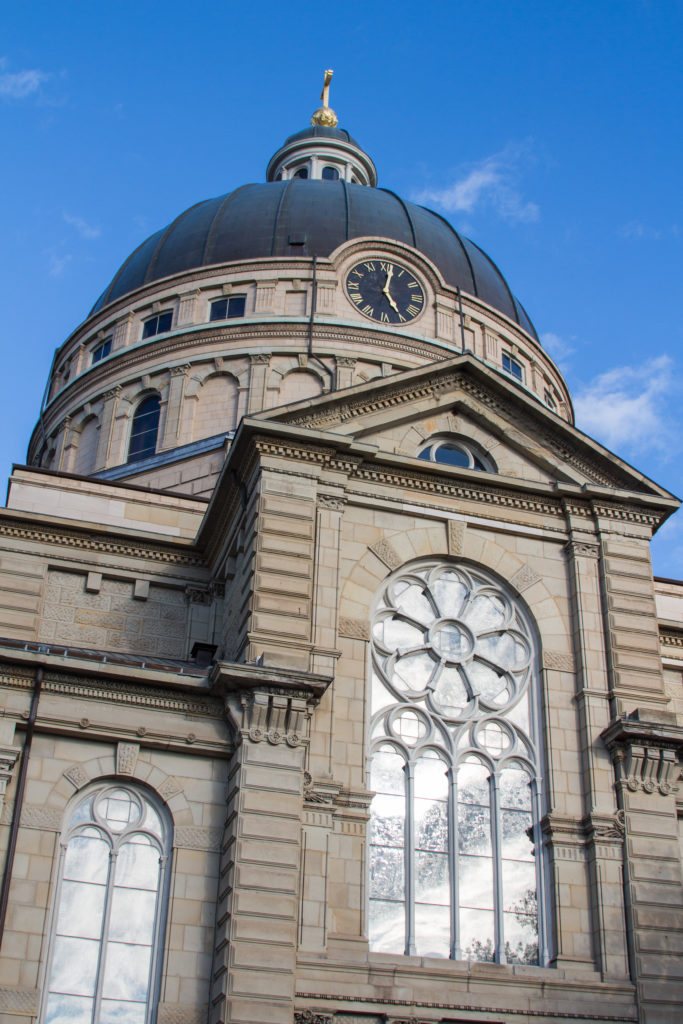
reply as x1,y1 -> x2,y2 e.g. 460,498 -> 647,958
311,68 -> 338,127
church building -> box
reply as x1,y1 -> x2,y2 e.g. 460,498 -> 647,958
0,74 -> 682,1024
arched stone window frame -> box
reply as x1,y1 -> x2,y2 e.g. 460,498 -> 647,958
40,780 -> 172,1024
127,392 -> 161,463
367,557 -> 549,966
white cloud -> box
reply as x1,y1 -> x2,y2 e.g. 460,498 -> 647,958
413,142 -> 540,224
573,355 -> 676,453
63,213 -> 101,240
0,59 -> 50,99
619,220 -> 679,241
541,331 -> 575,364
47,252 -> 72,278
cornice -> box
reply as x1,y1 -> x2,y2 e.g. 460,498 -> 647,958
0,514 -> 204,567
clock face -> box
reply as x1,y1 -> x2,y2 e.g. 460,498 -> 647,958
345,259 -> 425,325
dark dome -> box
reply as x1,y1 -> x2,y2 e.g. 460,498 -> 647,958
280,125 -> 363,150
91,180 -> 536,338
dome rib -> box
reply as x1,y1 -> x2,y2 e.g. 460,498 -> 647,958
88,180 -> 537,339
378,188 -> 418,248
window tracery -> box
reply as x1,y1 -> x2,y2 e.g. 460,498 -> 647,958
42,783 -> 171,1024
368,561 -> 546,964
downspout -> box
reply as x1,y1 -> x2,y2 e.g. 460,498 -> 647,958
0,665 -> 43,948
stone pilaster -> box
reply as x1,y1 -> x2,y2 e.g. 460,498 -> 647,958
208,664 -> 330,1024
559,532 -> 628,976
602,712 -> 683,1023
0,719 -> 20,817
94,386 -> 121,471
334,357 -> 355,391
247,354 -> 271,414
161,364 -> 190,450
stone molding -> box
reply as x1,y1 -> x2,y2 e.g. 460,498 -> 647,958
0,518 -> 204,567
602,712 -> 683,796
294,993 -> 634,1021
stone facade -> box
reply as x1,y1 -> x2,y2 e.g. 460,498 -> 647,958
0,116 -> 682,1024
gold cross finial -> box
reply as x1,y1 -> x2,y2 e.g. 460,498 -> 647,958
311,69 -> 338,128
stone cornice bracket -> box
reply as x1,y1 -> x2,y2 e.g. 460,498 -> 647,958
210,661 -> 332,745
185,580 -> 225,605
601,709 -> 683,796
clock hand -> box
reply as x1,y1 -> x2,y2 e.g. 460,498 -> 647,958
383,266 -> 400,313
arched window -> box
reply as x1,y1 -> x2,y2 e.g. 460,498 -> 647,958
128,395 -> 160,463
417,437 -> 495,473
368,561 -> 546,965
42,782 -> 171,1024
321,165 -> 340,180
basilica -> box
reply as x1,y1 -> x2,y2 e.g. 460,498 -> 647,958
0,75 -> 681,1024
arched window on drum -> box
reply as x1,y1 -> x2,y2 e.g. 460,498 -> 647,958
368,560 -> 547,965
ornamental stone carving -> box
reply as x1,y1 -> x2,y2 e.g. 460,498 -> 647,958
602,711 -> 683,796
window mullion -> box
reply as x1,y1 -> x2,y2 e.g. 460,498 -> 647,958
532,777 -> 548,965
92,843 -> 118,1023
448,765 -> 459,960
490,770 -> 505,964
404,761 -> 416,956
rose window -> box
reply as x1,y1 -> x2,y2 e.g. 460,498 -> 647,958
368,561 -> 546,966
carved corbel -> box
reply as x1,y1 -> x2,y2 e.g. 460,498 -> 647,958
602,711 -> 683,796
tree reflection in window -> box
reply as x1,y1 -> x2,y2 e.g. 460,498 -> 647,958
42,783 -> 170,1024
368,561 -> 546,965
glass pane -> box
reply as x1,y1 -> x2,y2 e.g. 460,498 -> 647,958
48,935 -> 100,996
477,632 -> 530,671
457,761 -> 490,806
478,721 -> 512,757
466,593 -> 508,632
417,447 -> 432,461
414,851 -> 449,903
391,582 -> 434,624
382,617 -> 425,650
101,941 -> 152,1001
393,651 -> 435,691
370,749 -> 405,796
44,992 -> 93,1024
460,907 -> 494,961
431,573 -> 467,619
501,809 -> 534,860
414,752 -> 448,799
432,666 -> 469,714
504,912 -> 538,964
392,709 -> 427,745
63,833 -> 109,884
99,1000 -> 147,1024
499,766 -> 532,810
227,295 -> 246,317
98,789 -> 138,832
369,793 -> 405,846
414,798 -> 448,852
432,622 -> 473,661
116,838 -> 161,890
502,859 -> 537,914
433,443 -> 469,468
210,299 -> 227,321
70,797 -> 93,827
369,846 -> 404,899
369,899 -> 404,953
371,673 -> 394,716
142,802 -> 163,839
109,886 -> 157,944
458,854 -> 493,910
467,660 -> 508,703
415,902 -> 450,957
56,880 -> 105,939
157,311 -> 172,332
457,803 -> 491,856
507,694 -> 531,732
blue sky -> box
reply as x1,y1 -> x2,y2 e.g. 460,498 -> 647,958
2,0 -> 683,573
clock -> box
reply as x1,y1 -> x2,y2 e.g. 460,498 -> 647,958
345,259 -> 425,325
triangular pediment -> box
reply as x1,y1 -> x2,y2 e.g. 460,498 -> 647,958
254,355 -> 675,499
